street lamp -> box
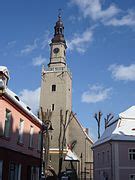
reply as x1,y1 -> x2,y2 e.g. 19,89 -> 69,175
40,124 -> 47,180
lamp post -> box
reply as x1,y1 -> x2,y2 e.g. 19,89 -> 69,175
40,124 -> 47,180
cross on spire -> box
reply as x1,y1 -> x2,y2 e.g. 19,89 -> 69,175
58,8 -> 62,18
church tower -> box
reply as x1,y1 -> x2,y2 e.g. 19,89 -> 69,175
40,14 -> 72,150
40,14 -> 93,178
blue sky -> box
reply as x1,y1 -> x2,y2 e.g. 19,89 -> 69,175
1,0 -> 135,141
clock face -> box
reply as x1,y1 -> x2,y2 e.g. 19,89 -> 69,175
53,48 -> 59,54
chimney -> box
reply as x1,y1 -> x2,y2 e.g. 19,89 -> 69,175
0,66 -> 10,93
85,128 -> 89,135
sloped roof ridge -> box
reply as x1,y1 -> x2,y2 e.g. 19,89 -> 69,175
72,112 -> 93,143
5,88 -> 42,125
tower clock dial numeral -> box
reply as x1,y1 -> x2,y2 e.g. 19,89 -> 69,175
53,48 -> 59,54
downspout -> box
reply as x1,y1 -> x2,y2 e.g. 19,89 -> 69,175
84,137 -> 86,180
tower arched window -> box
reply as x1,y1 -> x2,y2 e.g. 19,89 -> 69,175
56,28 -> 59,34
52,84 -> 56,92
60,27 -> 63,34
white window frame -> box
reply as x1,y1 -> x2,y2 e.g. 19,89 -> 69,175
18,119 -> 24,143
4,109 -> 11,137
29,126 -> 34,148
129,149 -> 135,160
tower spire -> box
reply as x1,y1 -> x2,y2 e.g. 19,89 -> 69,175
51,11 -> 67,48
49,13 -> 67,67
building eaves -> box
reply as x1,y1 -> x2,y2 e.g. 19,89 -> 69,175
3,88 -> 43,126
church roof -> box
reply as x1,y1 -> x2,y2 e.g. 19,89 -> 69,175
93,106 -> 135,147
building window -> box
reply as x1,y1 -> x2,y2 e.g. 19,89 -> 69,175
9,162 -> 21,180
51,135 -> 53,140
38,131 -> 41,151
52,84 -> 56,92
31,166 -> 39,180
129,149 -> 135,160
97,153 -> 100,161
130,175 -> 135,180
0,161 -> 3,180
18,119 -> 24,144
107,151 -> 109,163
51,104 -> 55,111
29,126 -> 34,148
102,152 -> 105,163
60,27 -> 63,34
4,109 -> 11,138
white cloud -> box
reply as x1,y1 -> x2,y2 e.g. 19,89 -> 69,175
20,39 -> 37,55
109,64 -> 135,81
32,55 -> 46,66
7,40 -> 16,48
70,0 -> 120,21
41,30 -> 51,49
81,84 -> 112,103
67,29 -> 93,53
70,0 -> 135,27
104,10 -> 135,27
19,87 -> 40,114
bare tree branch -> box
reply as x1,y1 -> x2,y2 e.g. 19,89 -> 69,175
94,111 -> 103,139
104,113 -> 114,129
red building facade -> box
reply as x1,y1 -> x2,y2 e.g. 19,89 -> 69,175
0,66 -> 43,180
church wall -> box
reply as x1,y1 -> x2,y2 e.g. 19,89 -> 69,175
40,70 -> 72,148
68,116 -> 93,179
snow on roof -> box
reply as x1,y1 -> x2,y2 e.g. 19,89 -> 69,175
5,88 -> 42,125
93,106 -> 135,147
0,66 -> 10,78
119,106 -> 135,119
65,149 -> 79,161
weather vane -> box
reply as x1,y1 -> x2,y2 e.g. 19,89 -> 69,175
58,8 -> 62,18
